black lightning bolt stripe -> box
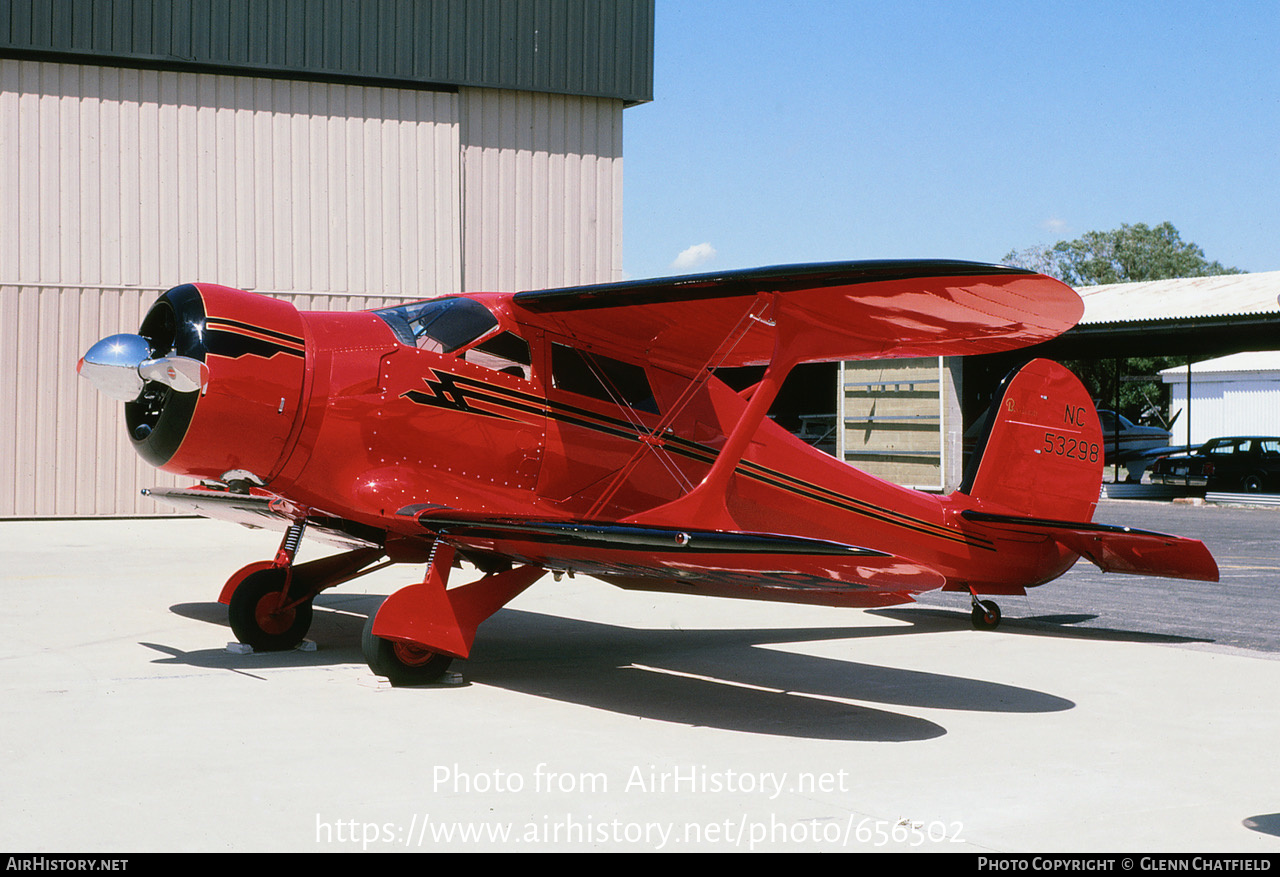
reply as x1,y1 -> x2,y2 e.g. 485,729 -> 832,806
402,371 -> 528,422
400,369 -> 992,550
205,317 -> 306,359
206,317 -> 305,347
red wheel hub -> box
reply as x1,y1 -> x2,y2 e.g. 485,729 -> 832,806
392,641 -> 438,667
254,591 -> 295,635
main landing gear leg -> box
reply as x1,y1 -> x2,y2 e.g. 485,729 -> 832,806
223,521 -> 385,651
967,587 -> 1002,630
363,543 -> 544,686
226,521 -> 311,651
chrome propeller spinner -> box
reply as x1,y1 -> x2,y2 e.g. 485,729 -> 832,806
78,333 -> 208,401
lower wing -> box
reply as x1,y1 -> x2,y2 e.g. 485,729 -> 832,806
412,512 -> 945,608
142,485 -> 382,549
144,486 -> 948,607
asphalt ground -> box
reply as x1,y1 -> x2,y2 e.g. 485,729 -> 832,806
916,499 -> 1280,653
2,500 -> 1279,853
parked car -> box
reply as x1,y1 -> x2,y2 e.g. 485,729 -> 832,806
1150,436 -> 1280,493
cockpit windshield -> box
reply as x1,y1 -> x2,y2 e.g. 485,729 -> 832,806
373,297 -> 498,352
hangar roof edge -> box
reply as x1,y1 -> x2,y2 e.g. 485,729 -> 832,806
0,0 -> 655,105
1159,350 -> 1280,379
1077,271 -> 1280,326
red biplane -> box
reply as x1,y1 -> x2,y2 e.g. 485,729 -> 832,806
78,261 -> 1218,684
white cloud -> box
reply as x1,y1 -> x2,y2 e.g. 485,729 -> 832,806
670,242 -> 717,272
1041,217 -> 1069,237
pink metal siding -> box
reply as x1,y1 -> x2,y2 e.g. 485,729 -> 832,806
1,59 -> 624,516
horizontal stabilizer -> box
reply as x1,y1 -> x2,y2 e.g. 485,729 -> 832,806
961,510 -> 1219,582
412,512 -> 945,607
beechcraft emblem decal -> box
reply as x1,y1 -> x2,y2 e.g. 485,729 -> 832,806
401,369 -> 537,424
403,370 -> 474,412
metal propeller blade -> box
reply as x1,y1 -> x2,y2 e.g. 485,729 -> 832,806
138,356 -> 209,394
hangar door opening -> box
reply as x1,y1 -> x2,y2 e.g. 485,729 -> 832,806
837,358 -> 962,492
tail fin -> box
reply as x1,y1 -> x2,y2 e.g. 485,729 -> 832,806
956,359 -> 1219,583
958,358 -> 1103,522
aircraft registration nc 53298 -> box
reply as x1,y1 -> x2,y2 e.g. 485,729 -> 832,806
79,261 -> 1219,685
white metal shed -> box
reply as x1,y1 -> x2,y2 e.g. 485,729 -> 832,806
1160,352 -> 1280,446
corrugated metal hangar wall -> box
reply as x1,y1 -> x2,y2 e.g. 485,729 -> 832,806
1,0 -> 654,517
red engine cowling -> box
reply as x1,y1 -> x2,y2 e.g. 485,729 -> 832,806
123,283 -> 309,483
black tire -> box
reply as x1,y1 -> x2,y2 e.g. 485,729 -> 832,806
1243,474 -> 1264,493
362,608 -> 453,686
971,599 -> 1002,630
227,567 -> 313,651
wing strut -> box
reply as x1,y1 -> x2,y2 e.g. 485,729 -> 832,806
585,295 -> 776,518
628,295 -> 802,530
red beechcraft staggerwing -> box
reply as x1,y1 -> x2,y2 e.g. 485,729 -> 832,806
78,260 -> 1219,684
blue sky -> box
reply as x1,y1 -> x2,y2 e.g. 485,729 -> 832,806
621,1 -> 1280,280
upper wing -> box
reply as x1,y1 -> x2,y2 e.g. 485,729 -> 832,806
510,260 -> 1081,372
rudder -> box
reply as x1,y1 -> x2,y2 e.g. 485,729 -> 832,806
958,359 -> 1103,523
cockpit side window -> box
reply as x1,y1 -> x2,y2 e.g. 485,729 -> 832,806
551,343 -> 658,414
373,297 -> 498,353
464,331 -> 533,380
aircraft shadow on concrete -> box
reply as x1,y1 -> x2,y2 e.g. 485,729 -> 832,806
157,596 -> 1075,742
1243,813 -> 1280,838
154,593 -> 383,673
870,605 -> 1214,647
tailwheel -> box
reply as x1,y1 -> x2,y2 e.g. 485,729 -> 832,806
227,567 -> 314,651
361,609 -> 453,686
970,598 -> 1002,630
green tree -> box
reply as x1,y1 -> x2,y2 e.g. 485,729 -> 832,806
1003,221 -> 1242,287
1003,222 -> 1245,446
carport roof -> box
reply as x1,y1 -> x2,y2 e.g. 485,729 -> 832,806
1078,271 -> 1280,325
1023,271 -> 1280,359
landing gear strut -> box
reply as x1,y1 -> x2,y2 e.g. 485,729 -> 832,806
361,542 -> 543,686
227,521 -> 313,651
970,596 -> 1002,630
228,566 -> 315,651
221,519 -> 386,652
